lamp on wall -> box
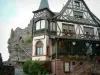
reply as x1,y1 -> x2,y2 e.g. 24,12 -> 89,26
96,44 -> 99,47
72,42 -> 76,55
86,42 -> 89,47
72,42 -> 76,45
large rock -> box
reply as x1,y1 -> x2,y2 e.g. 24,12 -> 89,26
8,19 -> 33,62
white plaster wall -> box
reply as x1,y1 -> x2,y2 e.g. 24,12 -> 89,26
32,56 -> 47,61
57,22 -> 62,36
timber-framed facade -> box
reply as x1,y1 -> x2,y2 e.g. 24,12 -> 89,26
32,0 -> 100,60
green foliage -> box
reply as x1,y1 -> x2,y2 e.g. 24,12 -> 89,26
23,60 -> 48,75
24,37 -> 32,43
29,60 -> 47,75
23,60 -> 32,74
60,55 -> 88,60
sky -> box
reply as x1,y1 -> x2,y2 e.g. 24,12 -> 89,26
0,0 -> 100,61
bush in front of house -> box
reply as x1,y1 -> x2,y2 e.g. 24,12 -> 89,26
23,60 -> 48,75
29,61 -> 47,75
23,60 -> 32,74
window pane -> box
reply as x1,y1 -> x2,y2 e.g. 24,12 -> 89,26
63,24 -> 75,32
73,11 -> 83,18
98,28 -> 100,33
40,48 -> 42,55
84,27 -> 94,35
36,21 -> 40,30
41,20 -> 45,29
53,22 -> 56,31
37,48 -> 40,55
50,22 -> 56,31
36,41 -> 43,56
45,20 -> 48,29
50,22 -> 53,31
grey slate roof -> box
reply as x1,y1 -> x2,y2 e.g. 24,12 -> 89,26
39,0 -> 49,9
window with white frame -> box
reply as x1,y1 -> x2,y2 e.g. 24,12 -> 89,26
36,41 -> 43,56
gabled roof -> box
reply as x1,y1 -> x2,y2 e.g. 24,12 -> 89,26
39,0 -> 49,10
54,0 -> 100,27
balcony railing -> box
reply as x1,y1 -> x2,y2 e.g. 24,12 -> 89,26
56,31 -> 100,40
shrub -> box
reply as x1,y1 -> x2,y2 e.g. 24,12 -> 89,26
24,37 -> 32,43
23,60 -> 32,74
29,61 -> 48,75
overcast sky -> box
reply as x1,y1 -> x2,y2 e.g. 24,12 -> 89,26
0,0 -> 100,61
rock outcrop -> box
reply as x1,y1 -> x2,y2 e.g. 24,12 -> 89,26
8,19 -> 33,62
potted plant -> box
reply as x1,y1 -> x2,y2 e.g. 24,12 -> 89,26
91,67 -> 97,75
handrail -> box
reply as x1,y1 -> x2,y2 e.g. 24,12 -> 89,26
54,31 -> 100,40
16,44 -> 32,58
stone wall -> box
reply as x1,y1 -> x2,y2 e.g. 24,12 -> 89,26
51,59 -> 93,75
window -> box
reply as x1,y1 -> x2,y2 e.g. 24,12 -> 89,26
36,21 -> 40,30
73,11 -> 83,18
36,20 -> 45,30
84,27 -> 94,35
50,22 -> 56,31
62,24 -> 75,36
45,20 -> 48,29
36,41 -> 43,56
97,28 -> 100,39
41,20 -> 45,29
63,24 -> 75,33
74,0 -> 80,9
64,62 -> 70,72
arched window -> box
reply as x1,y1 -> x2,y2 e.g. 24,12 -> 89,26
36,41 -> 43,56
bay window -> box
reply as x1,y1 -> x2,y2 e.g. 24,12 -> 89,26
36,20 -> 45,30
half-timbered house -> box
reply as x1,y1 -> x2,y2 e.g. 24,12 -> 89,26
32,0 -> 100,61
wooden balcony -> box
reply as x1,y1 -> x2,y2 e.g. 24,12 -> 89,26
52,31 -> 100,41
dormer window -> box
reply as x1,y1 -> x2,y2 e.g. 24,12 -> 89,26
74,0 -> 80,9
73,11 -> 83,19
36,20 -> 45,30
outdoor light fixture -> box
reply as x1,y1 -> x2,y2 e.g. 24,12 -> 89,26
86,42 -> 89,46
96,44 -> 99,47
72,42 -> 76,45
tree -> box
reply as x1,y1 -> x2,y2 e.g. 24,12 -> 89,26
23,60 -> 32,74
28,61 -> 47,75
